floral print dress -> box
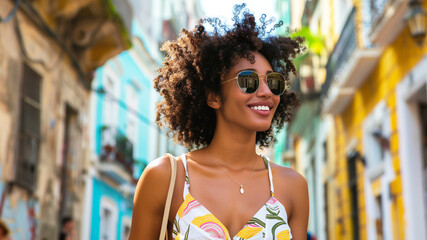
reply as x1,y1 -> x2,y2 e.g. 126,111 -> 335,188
172,154 -> 292,240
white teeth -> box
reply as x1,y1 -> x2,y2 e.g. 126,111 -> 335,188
251,105 -> 270,111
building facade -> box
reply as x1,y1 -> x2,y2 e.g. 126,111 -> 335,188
82,0 -> 203,239
286,0 -> 427,239
84,25 -> 152,239
0,0 -> 131,239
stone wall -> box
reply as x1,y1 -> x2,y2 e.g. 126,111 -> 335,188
0,1 -> 91,239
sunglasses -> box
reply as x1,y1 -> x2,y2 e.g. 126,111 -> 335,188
221,70 -> 287,96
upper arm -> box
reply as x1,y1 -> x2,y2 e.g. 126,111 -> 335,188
287,171 -> 309,240
128,156 -> 172,240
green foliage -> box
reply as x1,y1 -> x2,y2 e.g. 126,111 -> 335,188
291,26 -> 325,55
291,26 -> 326,68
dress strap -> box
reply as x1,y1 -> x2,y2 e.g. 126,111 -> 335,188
180,153 -> 190,199
181,153 -> 189,177
263,156 -> 275,197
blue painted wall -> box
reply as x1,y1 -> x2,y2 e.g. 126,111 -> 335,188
90,177 -> 133,240
93,51 -> 152,167
89,19 -> 156,239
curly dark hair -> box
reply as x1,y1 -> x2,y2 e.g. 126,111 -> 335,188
154,4 -> 305,149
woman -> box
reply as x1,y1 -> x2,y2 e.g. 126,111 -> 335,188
130,4 -> 308,239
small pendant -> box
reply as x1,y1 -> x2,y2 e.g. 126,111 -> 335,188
239,185 -> 244,194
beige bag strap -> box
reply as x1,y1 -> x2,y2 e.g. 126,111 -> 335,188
159,153 -> 177,240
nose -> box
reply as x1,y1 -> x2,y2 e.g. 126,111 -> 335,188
256,75 -> 273,97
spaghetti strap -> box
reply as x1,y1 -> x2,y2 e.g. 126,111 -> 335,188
263,156 -> 275,196
180,153 -> 190,199
181,153 -> 189,175
173,154 -> 293,239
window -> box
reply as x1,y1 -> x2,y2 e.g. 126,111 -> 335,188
15,64 -> 41,191
363,102 -> 390,177
374,195 -> 384,239
347,152 -> 360,240
121,217 -> 132,240
362,101 -> 392,239
99,197 -> 118,240
103,76 -> 119,128
366,125 -> 386,167
323,141 -> 328,163
126,84 -> 139,145
100,208 -> 112,240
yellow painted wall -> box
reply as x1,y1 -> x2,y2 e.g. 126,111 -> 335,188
331,1 -> 427,239
296,0 -> 427,238
333,115 -> 362,239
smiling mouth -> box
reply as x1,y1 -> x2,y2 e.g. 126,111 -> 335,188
248,105 -> 273,117
249,105 -> 271,111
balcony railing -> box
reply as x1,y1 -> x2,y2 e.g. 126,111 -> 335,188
98,126 -> 134,183
368,0 -> 410,46
302,0 -> 320,26
322,8 -> 357,97
370,0 -> 395,29
292,75 -> 322,102
321,8 -> 382,114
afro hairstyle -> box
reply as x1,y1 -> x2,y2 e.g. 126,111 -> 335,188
154,4 -> 305,149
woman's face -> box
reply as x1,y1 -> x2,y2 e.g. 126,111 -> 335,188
218,52 -> 281,132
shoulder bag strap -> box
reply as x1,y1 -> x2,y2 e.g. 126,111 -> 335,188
159,153 -> 177,240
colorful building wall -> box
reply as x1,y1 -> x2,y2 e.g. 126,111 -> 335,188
284,0 -> 339,239
286,0 -> 427,239
83,4 -> 196,234
326,0 -> 427,239
0,0 -> 132,239
89,178 -> 133,240
92,48 -> 153,172
84,20 -> 155,239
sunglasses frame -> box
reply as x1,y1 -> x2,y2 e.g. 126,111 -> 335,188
221,70 -> 287,96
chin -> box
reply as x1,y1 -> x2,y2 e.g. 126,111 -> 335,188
254,123 -> 272,132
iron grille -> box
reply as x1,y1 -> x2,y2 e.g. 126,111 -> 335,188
370,0 -> 395,30
15,64 -> 41,192
321,8 -> 357,98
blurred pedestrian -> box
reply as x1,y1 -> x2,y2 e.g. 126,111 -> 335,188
307,231 -> 318,240
129,3 -> 309,240
59,217 -> 75,240
0,220 -> 10,240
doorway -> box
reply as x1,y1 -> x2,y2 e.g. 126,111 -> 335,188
396,65 -> 427,239
59,105 -> 81,223
415,91 -> 427,230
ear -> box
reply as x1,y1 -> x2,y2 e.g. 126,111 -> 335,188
206,91 -> 221,109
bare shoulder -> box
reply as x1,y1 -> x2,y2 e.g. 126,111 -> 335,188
134,155 -> 175,208
129,155 -> 177,239
269,162 -> 307,187
142,155 -> 173,178
269,162 -> 309,221
268,162 -> 309,237
269,162 -> 308,207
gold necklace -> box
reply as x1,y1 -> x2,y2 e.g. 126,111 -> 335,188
209,153 -> 260,195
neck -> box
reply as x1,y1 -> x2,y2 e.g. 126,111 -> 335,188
205,121 -> 260,168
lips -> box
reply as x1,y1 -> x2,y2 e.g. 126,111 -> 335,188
247,102 -> 274,116
250,105 -> 271,111
247,102 -> 274,110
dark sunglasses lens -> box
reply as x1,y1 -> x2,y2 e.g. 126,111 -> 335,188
267,73 -> 285,95
237,71 -> 259,94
